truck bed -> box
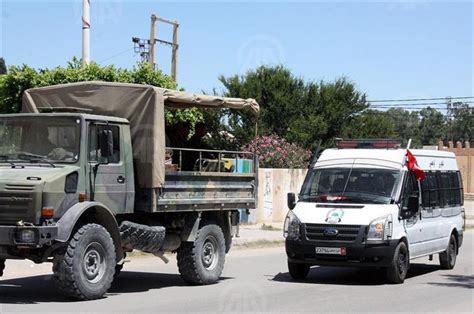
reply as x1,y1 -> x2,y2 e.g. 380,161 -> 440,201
135,171 -> 257,212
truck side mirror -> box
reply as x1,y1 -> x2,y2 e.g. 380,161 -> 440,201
287,192 -> 296,210
401,195 -> 419,219
98,129 -> 113,162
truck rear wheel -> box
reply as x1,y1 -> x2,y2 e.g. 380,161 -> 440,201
288,261 -> 310,280
53,223 -> 116,300
177,224 -> 226,285
439,234 -> 457,270
386,241 -> 409,284
0,259 -> 5,277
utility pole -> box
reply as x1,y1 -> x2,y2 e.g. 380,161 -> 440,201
82,0 -> 91,67
149,14 -> 158,68
132,14 -> 179,83
171,22 -> 179,83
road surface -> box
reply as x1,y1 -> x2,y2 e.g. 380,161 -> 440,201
0,232 -> 472,313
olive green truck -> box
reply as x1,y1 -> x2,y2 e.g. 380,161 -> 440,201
0,82 -> 259,300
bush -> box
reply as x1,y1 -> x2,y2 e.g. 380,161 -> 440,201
241,135 -> 311,168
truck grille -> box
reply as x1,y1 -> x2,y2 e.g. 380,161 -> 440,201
304,223 -> 362,242
0,192 -> 35,224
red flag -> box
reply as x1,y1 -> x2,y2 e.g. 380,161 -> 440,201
406,150 -> 426,181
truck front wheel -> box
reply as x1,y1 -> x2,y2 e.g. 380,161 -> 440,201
53,223 -> 116,300
177,224 -> 226,285
288,261 -> 310,280
0,259 -> 5,277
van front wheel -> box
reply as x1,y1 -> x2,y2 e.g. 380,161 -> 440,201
288,261 -> 310,280
386,241 -> 409,284
439,234 -> 457,270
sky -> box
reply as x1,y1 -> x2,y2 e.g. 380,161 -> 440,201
1,0 -> 473,101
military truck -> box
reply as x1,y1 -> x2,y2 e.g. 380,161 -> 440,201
0,82 -> 259,300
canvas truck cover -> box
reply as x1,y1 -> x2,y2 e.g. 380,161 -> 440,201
22,81 -> 259,188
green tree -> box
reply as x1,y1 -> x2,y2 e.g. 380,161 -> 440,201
218,65 -> 368,150
0,58 -> 6,75
447,102 -> 473,142
419,107 -> 446,145
342,109 -> 396,139
385,108 -> 421,147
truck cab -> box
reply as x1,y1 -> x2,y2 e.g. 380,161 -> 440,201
284,139 -> 465,283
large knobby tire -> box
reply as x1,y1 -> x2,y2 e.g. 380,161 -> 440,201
386,241 -> 409,284
0,259 -> 5,277
119,221 -> 165,253
288,261 -> 310,280
439,234 -> 457,270
177,224 -> 226,285
53,224 -> 116,300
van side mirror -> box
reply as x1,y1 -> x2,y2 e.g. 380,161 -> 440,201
287,192 -> 296,210
401,195 -> 419,219
98,129 -> 113,162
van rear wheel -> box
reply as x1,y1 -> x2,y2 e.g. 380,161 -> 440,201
439,234 -> 457,270
386,241 -> 409,284
288,261 -> 310,280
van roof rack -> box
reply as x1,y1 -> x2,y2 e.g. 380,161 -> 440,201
335,139 -> 402,149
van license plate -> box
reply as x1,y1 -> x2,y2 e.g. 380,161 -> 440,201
316,247 -> 346,255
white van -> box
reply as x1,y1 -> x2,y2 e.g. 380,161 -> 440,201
284,140 -> 465,283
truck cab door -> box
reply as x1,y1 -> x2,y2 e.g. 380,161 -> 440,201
88,123 -> 127,213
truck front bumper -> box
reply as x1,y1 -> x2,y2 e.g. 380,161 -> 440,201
0,225 -> 58,247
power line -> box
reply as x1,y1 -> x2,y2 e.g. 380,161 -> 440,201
368,96 -> 474,103
370,101 -> 474,108
98,47 -> 134,64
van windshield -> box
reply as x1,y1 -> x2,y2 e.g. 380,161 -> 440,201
300,168 -> 400,204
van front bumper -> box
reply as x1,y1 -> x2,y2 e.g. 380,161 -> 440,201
286,239 -> 398,267
286,222 -> 399,267
0,225 -> 58,247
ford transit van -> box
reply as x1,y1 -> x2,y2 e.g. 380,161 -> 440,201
284,140 -> 465,283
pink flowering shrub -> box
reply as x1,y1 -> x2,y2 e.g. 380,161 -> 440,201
241,135 -> 311,168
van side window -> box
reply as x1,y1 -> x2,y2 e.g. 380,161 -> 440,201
401,172 -> 418,209
421,170 -> 463,209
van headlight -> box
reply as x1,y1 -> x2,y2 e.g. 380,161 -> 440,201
367,214 -> 392,244
283,211 -> 301,240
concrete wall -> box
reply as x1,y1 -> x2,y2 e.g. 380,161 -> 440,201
256,168 -> 307,223
438,141 -> 474,193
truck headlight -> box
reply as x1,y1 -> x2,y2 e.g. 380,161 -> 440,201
283,211 -> 301,240
367,214 -> 392,244
15,229 -> 36,244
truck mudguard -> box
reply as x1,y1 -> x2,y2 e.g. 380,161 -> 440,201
56,201 -> 123,261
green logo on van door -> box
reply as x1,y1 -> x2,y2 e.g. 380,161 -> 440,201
325,209 -> 344,223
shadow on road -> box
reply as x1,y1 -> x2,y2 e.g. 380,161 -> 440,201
428,274 -> 474,289
0,272 -> 233,304
272,263 -> 440,286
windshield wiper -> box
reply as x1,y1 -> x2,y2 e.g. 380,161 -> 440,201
17,152 -> 56,168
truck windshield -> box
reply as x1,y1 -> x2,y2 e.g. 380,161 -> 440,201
300,168 -> 400,204
0,116 -> 81,164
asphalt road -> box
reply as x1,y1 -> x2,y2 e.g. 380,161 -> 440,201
0,233 -> 472,313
